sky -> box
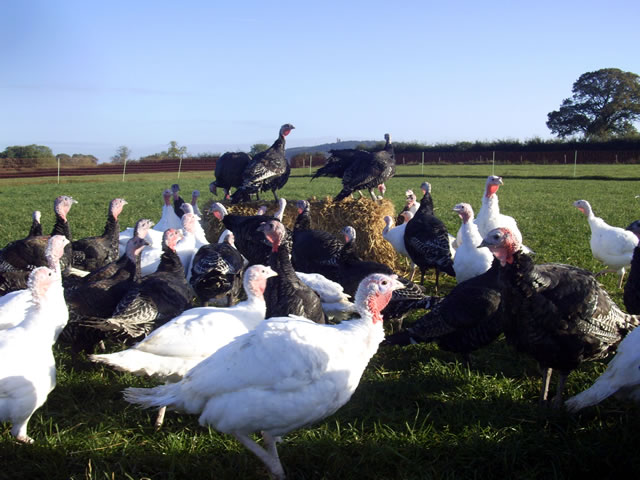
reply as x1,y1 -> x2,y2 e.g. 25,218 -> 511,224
1,0 -> 639,163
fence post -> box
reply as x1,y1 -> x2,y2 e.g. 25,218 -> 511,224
309,155 -> 312,175
122,160 -> 127,182
492,151 -> 495,175
421,152 -> 424,175
178,155 -> 183,179
57,157 -> 60,184
573,150 -> 577,177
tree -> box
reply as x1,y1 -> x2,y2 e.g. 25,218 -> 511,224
167,141 -> 187,159
111,145 -> 132,164
546,68 -> 640,140
249,143 -> 269,156
0,144 -> 56,167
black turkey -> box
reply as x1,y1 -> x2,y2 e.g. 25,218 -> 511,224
82,229 -> 193,341
189,232 -> 247,306
0,195 -> 76,273
481,227 -> 640,407
71,198 -> 127,272
210,151 -> 253,200
60,236 -> 148,356
210,200 -> 287,267
403,182 -> 455,292
624,221 -> 640,314
28,211 -> 43,238
383,259 -> 503,364
258,219 -> 327,324
312,133 -> 395,202
230,124 -> 295,203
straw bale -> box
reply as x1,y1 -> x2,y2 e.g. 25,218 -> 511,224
202,197 -> 402,271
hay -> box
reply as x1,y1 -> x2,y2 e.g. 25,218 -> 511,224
202,197 -> 401,270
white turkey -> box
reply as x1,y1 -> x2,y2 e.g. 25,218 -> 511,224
124,273 -> 404,480
396,189 -> 418,225
230,124 -> 294,203
480,227 -> 640,407
0,266 -> 69,443
452,203 -> 493,283
190,190 -> 202,217
153,188 -> 183,233
0,235 -> 69,331
474,176 -> 527,250
382,212 -> 416,276
573,199 -> 639,288
565,321 -> 640,411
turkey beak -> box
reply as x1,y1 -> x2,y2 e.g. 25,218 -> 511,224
390,277 -> 405,291
264,266 -> 278,279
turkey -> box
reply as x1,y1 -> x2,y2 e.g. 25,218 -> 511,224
0,266 -> 69,443
382,212 -> 415,277
91,264 -> 276,428
0,195 -> 76,273
71,198 -> 127,272
189,232 -> 247,306
123,273 -> 404,480
210,199 -> 287,267
210,151 -> 252,200
293,199 -> 311,232
403,182 -> 455,292
452,203 -> 493,283
475,176 -> 527,250
175,213 -> 200,276
383,258 -> 503,365
230,124 -> 295,203
153,188 -> 183,233
83,229 -> 193,341
565,320 -> 640,411
574,199 -> 639,288
312,133 -> 395,202
28,211 -> 43,238
60,236 -> 148,356
190,190 -> 202,217
257,219 -> 327,324
0,236 -> 69,331
293,271 -> 356,321
480,227 -> 640,407
170,184 -> 186,219
623,223 -> 640,314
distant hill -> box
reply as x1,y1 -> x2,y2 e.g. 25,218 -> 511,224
285,140 -> 379,160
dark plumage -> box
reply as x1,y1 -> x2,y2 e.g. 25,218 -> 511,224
28,211 -> 43,238
258,219 -> 327,324
0,195 -> 76,273
481,227 -> 640,407
230,124 -> 295,203
83,229 -> 193,341
210,152 -> 253,200
403,182 -> 455,292
59,236 -> 148,356
71,198 -> 127,272
383,259 -> 503,363
210,200 -> 287,267
623,219 -> 640,314
189,232 -> 247,306
312,133 -> 395,202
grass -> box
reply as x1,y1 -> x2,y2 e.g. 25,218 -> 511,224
1,164 -> 639,479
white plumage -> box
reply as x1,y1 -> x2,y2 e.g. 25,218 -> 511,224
452,203 -> 493,283
574,199 -> 639,288
0,235 -> 69,331
0,266 -> 69,443
123,273 -> 404,479
565,321 -> 640,411
475,175 -> 524,245
382,212 -> 416,276
90,265 -> 277,382
295,271 -> 356,320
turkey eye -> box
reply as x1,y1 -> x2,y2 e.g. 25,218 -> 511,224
382,280 -> 388,285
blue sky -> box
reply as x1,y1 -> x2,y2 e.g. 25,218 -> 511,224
1,0 -> 639,162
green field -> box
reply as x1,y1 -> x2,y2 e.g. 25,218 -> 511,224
0,164 -> 639,479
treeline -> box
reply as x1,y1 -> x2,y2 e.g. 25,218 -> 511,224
0,145 -> 98,168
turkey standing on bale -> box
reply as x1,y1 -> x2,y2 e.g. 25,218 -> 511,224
123,273 -> 404,480
230,124 -> 295,203
403,182 -> 455,292
573,199 -> 639,288
210,151 -> 253,200
480,227 -> 640,407
258,219 -> 327,324
0,266 -> 69,443
313,133 -> 395,202
71,198 -> 127,272
189,232 -> 247,306
82,229 -> 192,341
383,258 -> 502,365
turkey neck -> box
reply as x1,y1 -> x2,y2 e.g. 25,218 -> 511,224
51,214 -> 72,241
270,133 -> 286,153
102,212 -> 119,239
498,250 -> 541,299
156,247 -> 184,275
268,238 -> 295,278
417,194 -> 434,216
